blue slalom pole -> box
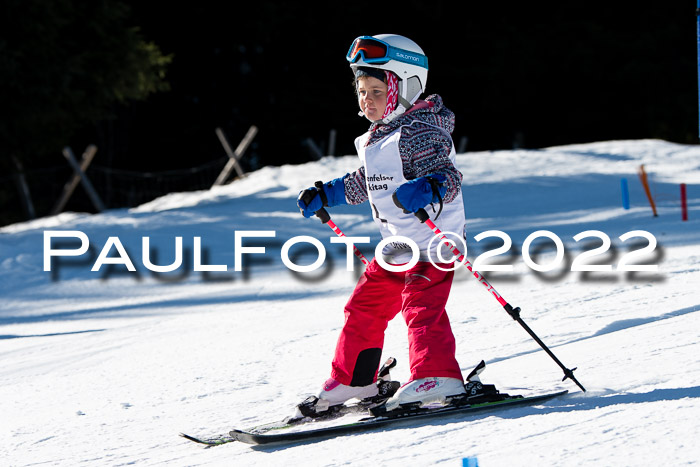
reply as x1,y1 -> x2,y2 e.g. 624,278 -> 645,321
621,178 -> 630,209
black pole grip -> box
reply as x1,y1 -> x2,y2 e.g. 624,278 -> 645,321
313,181 -> 330,223
414,208 -> 429,223
299,184 -> 330,224
314,181 -> 328,207
391,191 -> 430,223
315,207 -> 330,224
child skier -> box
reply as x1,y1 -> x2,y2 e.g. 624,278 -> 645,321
297,34 -> 467,413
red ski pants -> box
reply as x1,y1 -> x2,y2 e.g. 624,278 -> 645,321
331,258 -> 463,386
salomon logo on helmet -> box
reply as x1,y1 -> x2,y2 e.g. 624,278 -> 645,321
395,52 -> 421,63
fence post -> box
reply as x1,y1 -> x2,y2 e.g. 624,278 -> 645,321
51,145 -> 98,215
327,129 -> 337,157
458,136 -> 469,153
212,125 -> 257,187
303,138 -> 324,161
62,146 -> 105,212
11,156 -> 36,220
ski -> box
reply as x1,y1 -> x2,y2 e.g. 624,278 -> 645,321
180,360 -> 571,447
179,432 -> 238,446
179,399 -> 382,446
180,357 -> 401,447
229,389 -> 568,446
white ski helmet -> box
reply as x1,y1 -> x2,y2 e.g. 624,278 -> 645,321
347,34 -> 428,120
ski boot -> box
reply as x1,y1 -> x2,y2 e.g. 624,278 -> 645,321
372,360 -> 515,416
294,357 -> 401,420
380,376 -> 466,412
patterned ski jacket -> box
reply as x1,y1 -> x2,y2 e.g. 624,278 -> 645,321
344,94 -> 463,205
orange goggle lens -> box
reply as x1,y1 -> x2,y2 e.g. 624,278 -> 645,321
348,38 -> 388,61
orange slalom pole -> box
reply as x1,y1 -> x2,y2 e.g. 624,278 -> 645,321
638,165 -> 658,217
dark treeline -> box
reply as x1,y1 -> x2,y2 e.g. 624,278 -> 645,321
1,2 -> 697,225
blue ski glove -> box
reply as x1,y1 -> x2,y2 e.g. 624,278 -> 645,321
392,173 -> 447,214
297,175 -> 348,218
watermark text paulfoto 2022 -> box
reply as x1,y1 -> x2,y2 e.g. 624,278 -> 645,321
42,229 -> 662,283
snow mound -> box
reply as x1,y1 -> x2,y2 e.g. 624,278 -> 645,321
1,139 -> 699,466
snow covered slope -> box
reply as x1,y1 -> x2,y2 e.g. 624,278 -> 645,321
1,139 -> 699,466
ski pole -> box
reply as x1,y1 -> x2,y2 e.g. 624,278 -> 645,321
411,207 -> 586,392
321,209 -> 370,266
302,182 -> 370,266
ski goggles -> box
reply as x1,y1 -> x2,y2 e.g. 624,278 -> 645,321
346,36 -> 428,69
